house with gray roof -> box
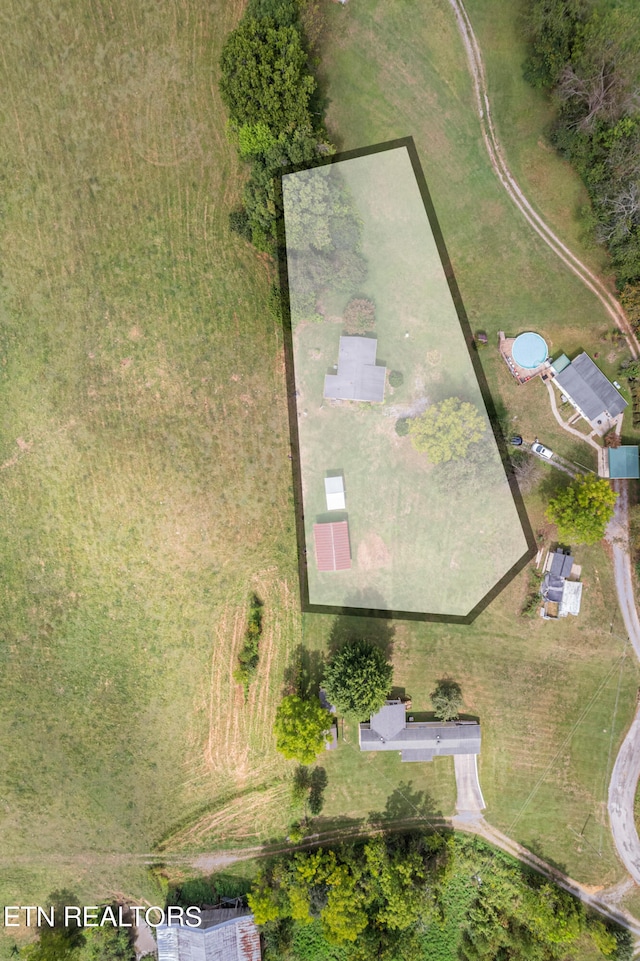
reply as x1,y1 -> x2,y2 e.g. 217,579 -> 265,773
359,699 -> 480,762
324,336 -> 386,402
553,352 -> 627,429
156,909 -> 261,961
540,549 -> 583,619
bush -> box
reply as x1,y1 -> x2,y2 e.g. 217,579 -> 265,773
234,594 -> 263,695
395,418 -> 410,437
388,370 -> 403,388
229,209 -> 253,241
342,297 -> 375,334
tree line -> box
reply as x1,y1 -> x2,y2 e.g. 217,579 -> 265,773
248,832 -> 631,961
523,0 -> 640,318
220,0 -> 334,252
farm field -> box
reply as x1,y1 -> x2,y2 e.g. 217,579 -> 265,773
0,0 -> 638,943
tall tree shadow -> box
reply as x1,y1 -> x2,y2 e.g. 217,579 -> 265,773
328,595 -> 395,660
282,644 -> 326,698
369,780 -> 441,823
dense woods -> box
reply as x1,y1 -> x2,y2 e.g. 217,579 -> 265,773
248,833 -> 631,961
523,0 -> 640,314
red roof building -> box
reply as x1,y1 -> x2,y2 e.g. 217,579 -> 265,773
314,521 -> 352,571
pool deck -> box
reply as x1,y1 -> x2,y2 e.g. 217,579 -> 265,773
498,332 -> 551,384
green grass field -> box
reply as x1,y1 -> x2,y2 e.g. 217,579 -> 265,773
0,0 -> 638,940
286,147 -> 528,616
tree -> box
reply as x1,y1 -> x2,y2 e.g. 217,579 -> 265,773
409,397 -> 486,463
219,18 -> 316,136
546,474 -> 617,544
430,679 -> 463,722
323,640 -> 392,718
274,694 -> 332,764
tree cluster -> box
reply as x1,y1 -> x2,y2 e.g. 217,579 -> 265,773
523,0 -> 640,302
220,0 -> 334,251
248,833 -> 630,961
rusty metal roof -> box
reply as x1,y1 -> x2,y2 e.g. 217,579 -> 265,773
313,521 -> 351,571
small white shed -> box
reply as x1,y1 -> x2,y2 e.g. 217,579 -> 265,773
324,475 -> 346,511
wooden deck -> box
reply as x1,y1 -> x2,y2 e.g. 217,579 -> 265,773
498,331 -> 550,384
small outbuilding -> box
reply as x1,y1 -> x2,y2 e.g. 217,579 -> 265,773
324,475 -> 346,510
156,909 -> 261,961
608,446 -> 640,479
314,520 -> 352,571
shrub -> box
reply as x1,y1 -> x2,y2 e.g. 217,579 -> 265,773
234,594 -> 263,695
342,297 -> 375,335
395,418 -> 410,437
388,370 -> 403,388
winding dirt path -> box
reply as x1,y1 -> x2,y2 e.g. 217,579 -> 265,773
446,0 -> 639,358
445,0 -> 640,904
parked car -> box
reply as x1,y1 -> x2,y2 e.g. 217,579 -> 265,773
531,442 -> 553,459
510,435 -> 523,446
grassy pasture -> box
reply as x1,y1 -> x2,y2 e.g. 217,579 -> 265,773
0,0 -> 637,936
0,0 -> 302,917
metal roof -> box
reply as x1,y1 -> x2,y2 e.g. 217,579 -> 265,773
324,475 -> 346,510
559,580 -> 583,617
156,912 -> 261,961
313,521 -> 351,571
360,711 -> 481,757
554,353 -> 627,421
549,551 -> 574,578
551,353 -> 571,374
608,446 -> 640,479
324,336 -> 386,402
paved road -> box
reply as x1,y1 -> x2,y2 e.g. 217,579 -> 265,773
454,754 -> 486,815
606,481 -> 640,885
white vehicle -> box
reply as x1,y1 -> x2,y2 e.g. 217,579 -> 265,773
532,442 -> 553,460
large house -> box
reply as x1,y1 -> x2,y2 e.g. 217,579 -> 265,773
156,908 -> 261,961
324,336 -> 386,403
359,699 -> 481,762
552,352 -> 627,430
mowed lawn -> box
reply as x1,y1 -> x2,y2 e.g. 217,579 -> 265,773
313,0 -> 640,884
288,148 -> 528,617
0,0 -> 301,916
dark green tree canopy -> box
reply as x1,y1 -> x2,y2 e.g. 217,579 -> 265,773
220,18 -> 316,136
430,679 -> 463,722
323,640 -> 393,719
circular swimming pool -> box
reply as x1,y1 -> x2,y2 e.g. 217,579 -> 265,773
512,331 -> 548,369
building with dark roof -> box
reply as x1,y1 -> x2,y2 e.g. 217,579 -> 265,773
313,520 -> 351,571
553,353 -> 627,428
359,699 -> 480,762
156,909 -> 261,961
540,550 -> 582,619
324,336 -> 386,402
